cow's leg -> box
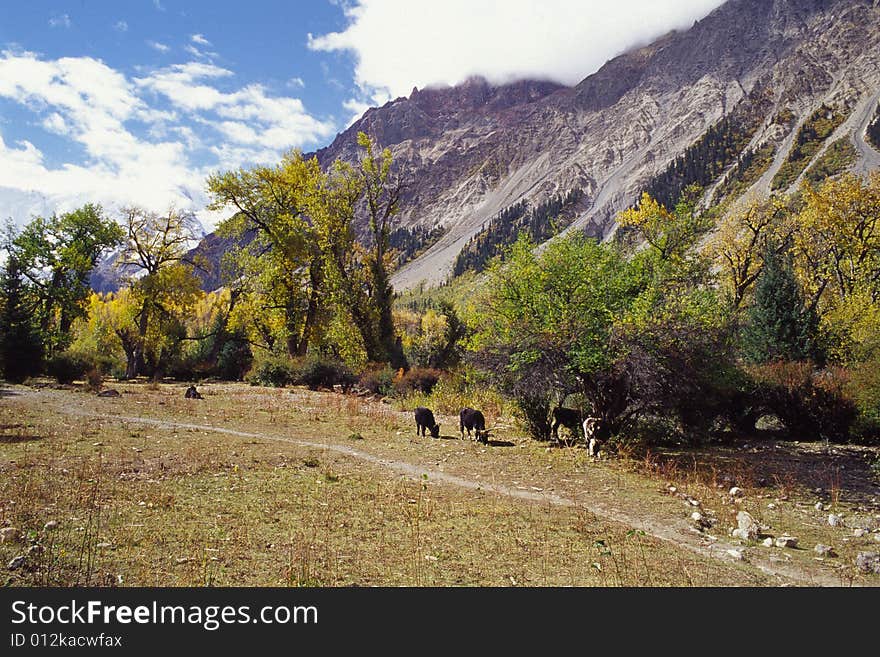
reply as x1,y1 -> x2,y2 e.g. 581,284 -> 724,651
588,438 -> 597,457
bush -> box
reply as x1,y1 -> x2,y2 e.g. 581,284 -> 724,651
359,363 -> 397,396
515,392 -> 553,442
393,367 -> 442,395
84,367 -> 103,392
748,361 -> 857,442
845,359 -> 880,444
294,355 -> 356,391
217,340 -> 253,381
246,353 -> 297,387
45,351 -> 93,384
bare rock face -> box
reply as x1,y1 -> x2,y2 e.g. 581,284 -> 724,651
184,0 -> 880,293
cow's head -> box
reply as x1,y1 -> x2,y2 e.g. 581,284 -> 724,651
430,423 -> 441,438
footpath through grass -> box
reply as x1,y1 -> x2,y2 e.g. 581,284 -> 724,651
2,381 -> 878,586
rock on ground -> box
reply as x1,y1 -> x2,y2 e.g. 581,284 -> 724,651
855,552 -> 880,574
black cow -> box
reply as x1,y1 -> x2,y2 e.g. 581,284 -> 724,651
414,407 -> 440,438
459,408 -> 487,443
551,407 -> 581,442
184,385 -> 203,400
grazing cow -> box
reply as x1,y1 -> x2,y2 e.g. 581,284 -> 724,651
414,406 -> 441,438
459,408 -> 487,443
582,416 -> 603,456
184,385 -> 203,400
551,407 -> 581,442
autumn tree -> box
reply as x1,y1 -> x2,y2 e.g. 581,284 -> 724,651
116,207 -> 203,378
707,194 -> 792,310
790,172 -> 880,312
207,152 -> 325,358
617,187 -> 711,263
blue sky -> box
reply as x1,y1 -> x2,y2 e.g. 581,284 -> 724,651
0,0 -> 724,231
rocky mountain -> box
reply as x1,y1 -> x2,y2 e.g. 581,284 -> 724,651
307,0 -> 880,290
184,0 -> 880,293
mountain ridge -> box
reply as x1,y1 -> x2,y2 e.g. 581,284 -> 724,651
179,0 -> 880,293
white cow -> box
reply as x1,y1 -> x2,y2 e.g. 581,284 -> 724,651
582,416 -> 602,457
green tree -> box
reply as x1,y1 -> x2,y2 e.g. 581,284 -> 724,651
0,256 -> 43,382
356,132 -> 405,367
741,248 -> 820,364
9,204 -> 123,353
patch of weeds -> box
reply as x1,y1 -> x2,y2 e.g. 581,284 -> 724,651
303,456 -> 320,468
347,432 -> 364,441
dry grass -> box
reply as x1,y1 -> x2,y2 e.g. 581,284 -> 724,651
1,380 -> 878,587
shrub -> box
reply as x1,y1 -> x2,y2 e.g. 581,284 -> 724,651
515,392 -> 553,442
217,340 -> 253,381
294,355 -> 356,391
358,363 -> 397,396
45,351 -> 93,384
84,367 -> 103,393
748,361 -> 857,442
393,367 -> 442,395
845,359 -> 880,444
246,353 -> 297,387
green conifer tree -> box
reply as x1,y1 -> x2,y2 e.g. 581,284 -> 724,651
0,256 -> 43,382
741,248 -> 820,364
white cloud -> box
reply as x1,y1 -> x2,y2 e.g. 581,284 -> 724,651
136,64 -> 335,151
114,21 -> 129,33
309,0 -> 725,99
49,14 -> 72,29
191,34 -> 212,46
288,76 -> 305,89
0,51 -> 336,230
153,0 -> 166,12
147,40 -> 171,53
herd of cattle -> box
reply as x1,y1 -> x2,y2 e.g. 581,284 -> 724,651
414,405 -> 606,456
180,385 -> 604,455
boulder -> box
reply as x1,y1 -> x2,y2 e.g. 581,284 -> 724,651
855,552 -> 880,574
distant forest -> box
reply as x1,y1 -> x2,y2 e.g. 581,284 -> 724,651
452,188 -> 583,276
389,224 -> 447,268
643,90 -> 773,210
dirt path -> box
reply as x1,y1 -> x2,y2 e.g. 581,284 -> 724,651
21,389 -> 853,587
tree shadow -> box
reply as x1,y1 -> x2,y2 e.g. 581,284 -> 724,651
0,425 -> 42,443
652,438 -> 880,506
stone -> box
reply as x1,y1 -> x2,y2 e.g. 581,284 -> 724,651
691,512 -> 704,523
0,527 -> 22,543
855,552 -> 880,574
736,511 -> 760,540
828,514 -> 844,527
814,544 -> 836,557
729,487 -> 745,498
775,536 -> 799,548
727,549 -> 745,560
7,556 -> 26,570
97,389 -> 121,398
762,537 -> 774,547
854,528 -> 868,538
815,502 -> 827,511
43,520 -> 58,531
